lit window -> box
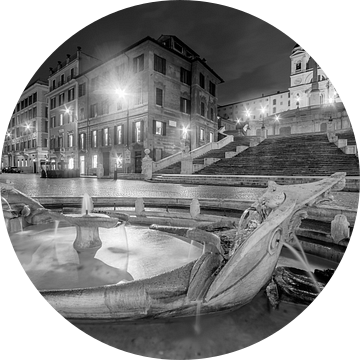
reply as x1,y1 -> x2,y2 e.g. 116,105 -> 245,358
68,158 -> 74,169
68,133 -> 73,148
135,122 -> 142,142
92,155 -> 97,168
200,128 -> 205,141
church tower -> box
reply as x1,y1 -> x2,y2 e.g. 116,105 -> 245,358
289,44 -> 311,108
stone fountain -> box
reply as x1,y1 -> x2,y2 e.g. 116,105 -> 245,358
1,183 -> 129,254
49,210 -> 127,252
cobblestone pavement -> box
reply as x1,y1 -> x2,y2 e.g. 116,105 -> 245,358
0,173 -> 358,209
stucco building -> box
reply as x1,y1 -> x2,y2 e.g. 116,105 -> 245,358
217,44 -> 341,136
76,35 -> 223,176
2,80 -> 49,173
46,47 -> 101,171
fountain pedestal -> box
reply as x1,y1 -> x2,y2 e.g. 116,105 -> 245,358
48,211 -> 127,252
74,225 -> 102,252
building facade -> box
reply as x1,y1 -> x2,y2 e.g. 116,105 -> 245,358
46,47 -> 101,171
2,80 -> 49,173
217,90 -> 290,126
218,44 -> 341,136
76,35 -> 223,176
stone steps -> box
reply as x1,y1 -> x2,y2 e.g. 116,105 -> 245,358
196,133 -> 359,177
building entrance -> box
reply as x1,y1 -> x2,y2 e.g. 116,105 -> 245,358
135,151 -> 142,173
103,152 -> 110,176
80,156 -> 85,175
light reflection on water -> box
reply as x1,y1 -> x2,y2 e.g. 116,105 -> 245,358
10,224 -> 203,291
9,220 -> 339,358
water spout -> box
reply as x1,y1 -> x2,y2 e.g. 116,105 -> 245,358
283,242 -> 321,294
81,193 -> 93,215
1,196 -> 11,210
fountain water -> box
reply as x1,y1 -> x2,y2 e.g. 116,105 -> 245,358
3,172 -> 347,322
283,242 -> 322,294
81,193 -> 93,215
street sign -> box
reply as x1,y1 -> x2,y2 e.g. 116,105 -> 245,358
125,149 -> 131,164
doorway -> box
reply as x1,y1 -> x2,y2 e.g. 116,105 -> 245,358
135,151 -> 142,173
103,152 -> 110,176
80,156 -> 85,175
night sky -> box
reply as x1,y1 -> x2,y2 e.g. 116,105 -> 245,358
29,1 -> 295,106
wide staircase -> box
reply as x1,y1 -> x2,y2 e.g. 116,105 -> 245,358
336,130 -> 357,146
155,136 -> 253,174
195,133 -> 359,177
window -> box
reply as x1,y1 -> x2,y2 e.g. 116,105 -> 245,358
133,121 -> 143,143
102,128 -> 109,147
273,107 -> 276,114
70,68 -> 75,79
153,120 -> 166,136
209,81 -> 216,96
45,106 -> 48,118
68,110 -> 74,123
79,108 -> 85,120
68,158 -> 74,170
92,155 -> 98,168
210,108 -> 214,121
200,73 -> 205,88
59,113 -> 64,126
52,80 -> 56,90
90,103 -> 98,118
273,99 -> 276,105
154,54 -> 166,75
133,54 -> 144,73
288,100 -> 291,107
180,67 -> 191,85
33,92 -> 37,102
92,130 -> 97,148
80,133 -> 86,150
45,120 -> 48,133
28,96 -> 33,106
156,88 -> 163,106
68,87 -> 75,101
59,93 -> 65,106
51,116 -> 56,128
60,74 -> 65,85
200,102 -> 205,116
78,83 -> 86,97
50,97 -> 56,109
200,128 -> 205,141
295,61 -> 301,71
68,133 -> 74,148
210,131 -> 214,143
180,97 -> 191,114
58,136 -> 63,149
116,125 -> 124,145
